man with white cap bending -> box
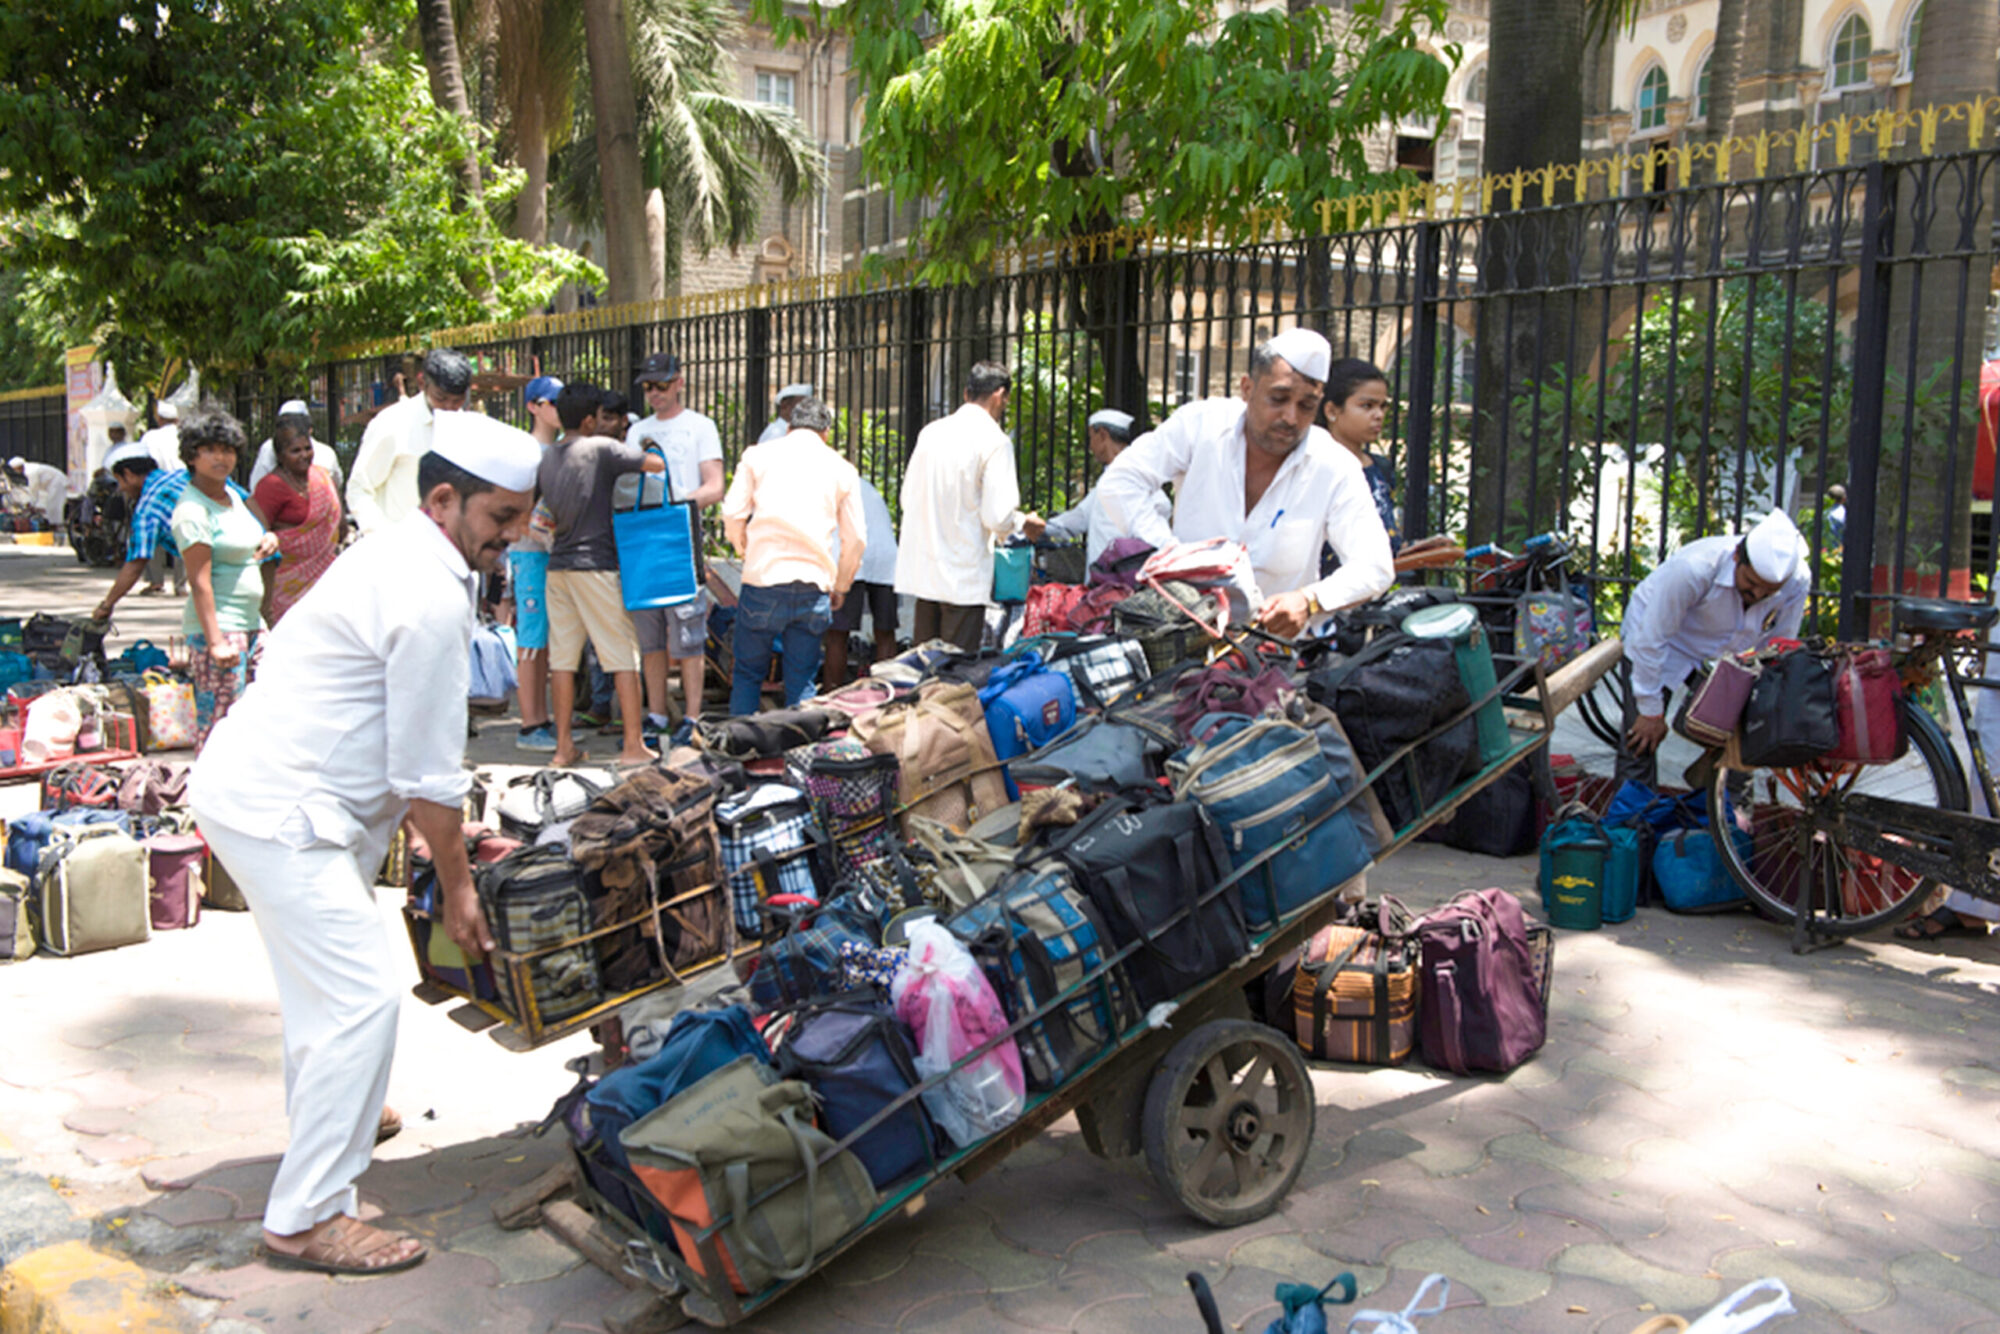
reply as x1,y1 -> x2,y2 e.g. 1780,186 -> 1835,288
1045,408 -> 1173,564
757,383 -> 815,443
1095,327 -> 1395,636
1618,510 -> 1811,785
189,413 -> 539,1279
248,400 -> 344,494
6,455 -> 69,530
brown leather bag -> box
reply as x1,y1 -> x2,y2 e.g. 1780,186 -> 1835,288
568,767 -> 731,976
850,680 -> 1010,834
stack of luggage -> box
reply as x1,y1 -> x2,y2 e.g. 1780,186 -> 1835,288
509,552 -> 1559,1309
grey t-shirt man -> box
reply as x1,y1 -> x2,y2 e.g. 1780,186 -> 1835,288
538,434 -> 647,571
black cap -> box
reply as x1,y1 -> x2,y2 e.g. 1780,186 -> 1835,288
638,352 -> 681,382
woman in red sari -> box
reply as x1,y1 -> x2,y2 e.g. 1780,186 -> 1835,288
251,416 -> 344,623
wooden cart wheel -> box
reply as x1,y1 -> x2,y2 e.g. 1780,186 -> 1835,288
1142,1019 -> 1315,1226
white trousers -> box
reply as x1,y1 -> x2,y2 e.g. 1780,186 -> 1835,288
194,807 -> 401,1235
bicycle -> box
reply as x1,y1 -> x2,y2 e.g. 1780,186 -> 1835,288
1705,594 -> 2000,950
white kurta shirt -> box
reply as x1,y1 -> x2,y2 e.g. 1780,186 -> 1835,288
18,461 -> 69,520
190,512 -> 476,874
1623,534 -> 1809,715
1094,397 -> 1394,609
140,424 -> 185,473
346,394 -> 439,534
1046,486 -> 1173,565
893,402 -> 1026,605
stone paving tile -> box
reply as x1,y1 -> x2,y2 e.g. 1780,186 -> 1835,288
1460,1207 -> 1609,1271
1381,1237 -> 1554,1307
1712,1246 -> 1893,1314
985,1260 -> 1154,1331
822,1250 -> 988,1328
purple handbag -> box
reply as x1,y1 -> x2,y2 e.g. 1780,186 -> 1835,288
1413,888 -> 1548,1075
1673,655 -> 1760,747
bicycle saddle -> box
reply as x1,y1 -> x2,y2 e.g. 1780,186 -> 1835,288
1893,595 -> 1999,634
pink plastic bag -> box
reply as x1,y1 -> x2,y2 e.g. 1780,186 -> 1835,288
890,918 -> 1024,1147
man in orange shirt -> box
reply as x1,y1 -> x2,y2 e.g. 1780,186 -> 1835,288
720,396 -> 866,713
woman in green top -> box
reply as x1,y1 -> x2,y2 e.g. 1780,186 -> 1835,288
170,409 -> 278,746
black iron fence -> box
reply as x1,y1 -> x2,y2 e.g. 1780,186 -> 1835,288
197,115 -> 2000,638
0,388 -> 68,470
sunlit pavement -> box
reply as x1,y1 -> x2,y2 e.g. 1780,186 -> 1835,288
3,545 -> 1999,1333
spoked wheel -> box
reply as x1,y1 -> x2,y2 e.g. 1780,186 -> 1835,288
1142,1019 -> 1315,1226
1576,673 -> 1625,750
1708,701 -> 1968,937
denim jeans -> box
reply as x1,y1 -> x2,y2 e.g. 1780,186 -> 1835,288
730,582 -> 831,715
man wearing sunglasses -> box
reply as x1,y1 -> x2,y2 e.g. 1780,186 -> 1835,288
627,352 -> 723,730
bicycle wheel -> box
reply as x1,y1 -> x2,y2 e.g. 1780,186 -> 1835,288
1576,674 -> 1625,750
1708,702 -> 1967,936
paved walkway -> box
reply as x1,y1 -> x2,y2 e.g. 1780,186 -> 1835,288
3,547 -> 1999,1332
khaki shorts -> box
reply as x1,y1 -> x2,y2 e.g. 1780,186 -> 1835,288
546,568 -> 641,673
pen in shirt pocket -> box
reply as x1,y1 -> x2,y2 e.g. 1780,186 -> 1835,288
1269,508 -> 1285,529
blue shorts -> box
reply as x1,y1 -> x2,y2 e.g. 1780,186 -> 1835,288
509,552 -> 550,651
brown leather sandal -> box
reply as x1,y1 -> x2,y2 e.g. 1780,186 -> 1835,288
376,1106 -> 403,1144
260,1216 -> 428,1276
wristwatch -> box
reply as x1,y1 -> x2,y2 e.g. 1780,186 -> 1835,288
1303,590 -> 1323,617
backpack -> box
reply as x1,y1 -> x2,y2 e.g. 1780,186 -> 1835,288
1412,889 -> 1548,1075
620,1055 -> 879,1295
849,680 -> 1011,835
773,995 -> 940,1190
1309,635 -> 1477,834
1168,716 -> 1372,932
947,863 -> 1137,1090
474,844 -> 604,1025
1738,649 -> 1840,768
1035,794 -> 1245,1009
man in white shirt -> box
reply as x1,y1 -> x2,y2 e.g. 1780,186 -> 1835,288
893,361 -> 1046,653
189,413 -> 539,1279
139,401 -> 185,473
756,383 -> 814,444
249,400 -> 344,496
1044,408 -> 1173,565
7,455 -> 69,529
1619,511 -> 1809,785
627,352 -> 724,731
824,474 -> 900,687
346,348 -> 471,535
1096,327 -> 1394,636
721,397 -> 866,712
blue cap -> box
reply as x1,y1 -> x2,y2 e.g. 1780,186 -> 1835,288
523,375 -> 564,405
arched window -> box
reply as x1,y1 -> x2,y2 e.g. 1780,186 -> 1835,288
1897,1 -> 1925,81
1828,12 -> 1873,90
1463,62 -> 1487,108
1695,49 -> 1713,127
1635,64 -> 1670,133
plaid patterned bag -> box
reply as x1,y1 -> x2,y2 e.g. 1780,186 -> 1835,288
749,893 -> 882,1009
474,844 -> 604,1025
784,738 -> 901,878
716,784 -> 832,937
946,863 -> 1136,1090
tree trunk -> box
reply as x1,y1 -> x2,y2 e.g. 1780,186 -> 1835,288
415,0 -> 484,202
645,187 -> 668,300
1877,0 -> 1998,595
581,0 -> 652,305
517,89 -> 549,246
1698,0 -> 1746,170
1469,0 -> 1585,546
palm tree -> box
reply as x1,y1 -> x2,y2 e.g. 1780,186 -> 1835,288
568,0 -> 824,301
416,0 -> 485,203
491,0 -> 584,245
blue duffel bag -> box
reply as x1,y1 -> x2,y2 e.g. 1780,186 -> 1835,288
774,996 -> 941,1189
1169,715 -> 1373,932
978,655 -> 1076,798
1652,824 -> 1752,913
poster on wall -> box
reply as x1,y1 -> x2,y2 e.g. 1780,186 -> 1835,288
64,345 -> 103,489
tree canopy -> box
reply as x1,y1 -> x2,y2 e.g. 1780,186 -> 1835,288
759,0 -> 1459,280
0,0 -> 595,375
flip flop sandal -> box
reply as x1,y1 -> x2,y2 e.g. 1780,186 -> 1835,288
261,1216 -> 428,1277
375,1107 -> 403,1144
1896,907 -> 1988,940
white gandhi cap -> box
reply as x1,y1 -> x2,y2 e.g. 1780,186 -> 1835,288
1087,409 -> 1134,433
7,456 -> 23,469
430,411 -> 543,493
776,383 -> 814,403
1744,510 -> 1805,584
1263,327 -> 1331,383
277,399 -> 309,416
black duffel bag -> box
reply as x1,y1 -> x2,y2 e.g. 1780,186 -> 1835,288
1034,793 -> 1245,1008
694,706 -> 839,759
1308,635 -> 1477,834
1737,648 -> 1840,768
1423,757 -> 1543,858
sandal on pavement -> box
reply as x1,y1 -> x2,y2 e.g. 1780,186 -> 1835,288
1895,906 -> 1989,940
376,1106 -> 402,1144
260,1216 -> 428,1277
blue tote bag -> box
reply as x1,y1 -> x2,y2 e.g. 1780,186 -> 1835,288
611,445 -> 704,610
